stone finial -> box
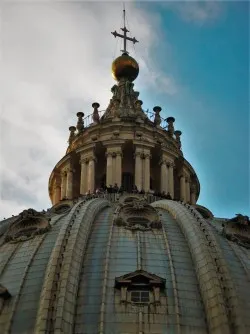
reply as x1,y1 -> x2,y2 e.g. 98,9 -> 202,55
111,84 -> 118,97
135,100 -> 143,119
134,91 -> 140,99
112,98 -> 121,118
153,106 -> 162,126
68,126 -> 76,144
92,102 -> 100,123
166,117 -> 175,136
135,99 -> 143,110
76,112 -> 84,133
174,130 -> 182,149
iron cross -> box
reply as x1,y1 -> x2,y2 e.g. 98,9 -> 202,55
111,9 -> 139,54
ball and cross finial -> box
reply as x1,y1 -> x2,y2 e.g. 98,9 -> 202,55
111,9 -> 139,82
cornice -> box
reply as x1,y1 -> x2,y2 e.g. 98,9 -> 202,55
133,139 -> 155,149
102,139 -> 126,147
76,143 -> 96,154
161,148 -> 178,161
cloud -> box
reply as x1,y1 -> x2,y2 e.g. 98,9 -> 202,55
164,1 -> 223,24
0,2 -> 176,219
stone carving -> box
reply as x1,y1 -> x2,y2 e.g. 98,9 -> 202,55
103,79 -> 148,121
174,130 -> 182,150
111,84 -> 118,97
92,102 -> 100,123
166,117 -> 175,137
76,112 -> 84,133
114,196 -> 161,231
4,208 -> 51,243
222,214 -> 250,249
112,99 -> 121,118
68,126 -> 76,145
153,106 -> 161,126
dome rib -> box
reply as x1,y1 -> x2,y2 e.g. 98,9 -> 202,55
161,223 -> 181,334
35,198 -> 110,333
152,200 -> 233,334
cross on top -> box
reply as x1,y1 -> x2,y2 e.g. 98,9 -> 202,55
111,9 -> 139,55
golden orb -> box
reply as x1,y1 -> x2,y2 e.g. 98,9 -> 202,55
112,53 -> 139,82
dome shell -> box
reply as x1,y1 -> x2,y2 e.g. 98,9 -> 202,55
112,53 -> 139,82
0,197 -> 250,333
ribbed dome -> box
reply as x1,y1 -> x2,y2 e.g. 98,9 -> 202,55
0,196 -> 249,334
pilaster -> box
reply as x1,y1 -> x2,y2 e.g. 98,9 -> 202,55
54,176 -> 61,204
143,151 -> 151,192
66,167 -> 74,199
134,150 -> 142,191
104,141 -> 124,187
106,152 -> 113,186
185,177 -> 191,203
60,171 -> 67,200
88,156 -> 96,193
115,151 -> 122,186
80,156 -> 88,195
190,184 -> 197,205
180,174 -> 186,202
77,144 -> 96,193
168,162 -> 175,199
160,159 -> 168,193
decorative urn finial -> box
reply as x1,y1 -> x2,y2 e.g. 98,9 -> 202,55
135,100 -> 143,112
92,102 -> 100,123
166,117 -> 175,136
68,126 -> 76,144
153,106 -> 162,126
174,130 -> 182,149
76,112 -> 84,133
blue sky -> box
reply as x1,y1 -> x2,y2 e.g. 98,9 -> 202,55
135,1 -> 249,217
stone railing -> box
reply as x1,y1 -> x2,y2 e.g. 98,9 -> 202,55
73,192 -> 167,205
81,109 -> 168,130
143,109 -> 168,129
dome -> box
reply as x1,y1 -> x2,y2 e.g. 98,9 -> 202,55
0,196 -> 250,333
112,53 -> 139,81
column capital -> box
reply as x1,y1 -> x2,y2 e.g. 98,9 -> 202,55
159,159 -> 167,166
88,155 -> 97,162
145,154 -> 151,159
61,170 -> 67,177
80,157 -> 89,164
65,167 -> 74,173
167,161 -> 175,168
142,153 -> 151,160
105,151 -> 113,158
116,151 -> 123,157
134,151 -> 141,159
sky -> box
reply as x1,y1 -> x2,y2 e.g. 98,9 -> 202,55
0,1 -> 249,219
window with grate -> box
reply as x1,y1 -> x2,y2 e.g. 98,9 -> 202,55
131,290 -> 149,303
